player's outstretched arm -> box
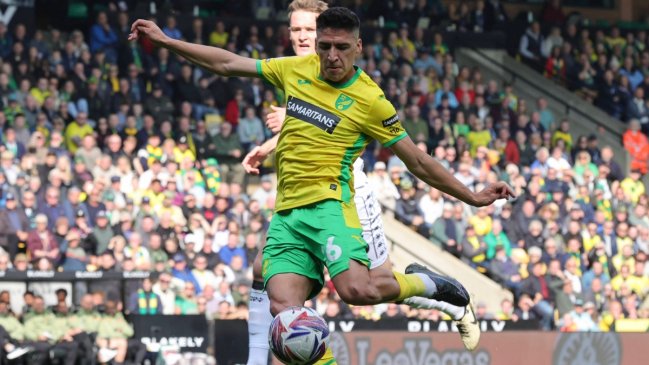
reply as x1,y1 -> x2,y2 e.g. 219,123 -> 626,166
242,134 -> 280,175
391,136 -> 515,207
129,19 -> 257,77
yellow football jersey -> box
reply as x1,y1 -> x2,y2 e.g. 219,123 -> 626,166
256,54 -> 407,212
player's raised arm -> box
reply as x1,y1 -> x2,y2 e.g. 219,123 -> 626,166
129,19 -> 257,77
390,136 -> 515,207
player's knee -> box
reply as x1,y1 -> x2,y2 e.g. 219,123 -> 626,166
268,291 -> 295,316
269,300 -> 290,317
374,259 -> 393,272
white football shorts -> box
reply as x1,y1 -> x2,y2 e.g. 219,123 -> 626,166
354,180 -> 389,269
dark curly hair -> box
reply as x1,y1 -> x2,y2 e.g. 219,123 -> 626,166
316,7 -> 360,35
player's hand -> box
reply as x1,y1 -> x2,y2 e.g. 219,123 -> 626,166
472,181 -> 515,207
242,146 -> 268,175
266,105 -> 286,134
129,19 -> 168,46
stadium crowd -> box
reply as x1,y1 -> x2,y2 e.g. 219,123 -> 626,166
521,0 -> 649,175
0,4 -> 647,362
517,1 -> 649,182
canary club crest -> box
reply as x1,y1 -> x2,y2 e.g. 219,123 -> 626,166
335,93 -> 354,111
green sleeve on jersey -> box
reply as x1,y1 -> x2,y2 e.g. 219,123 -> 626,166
255,59 -> 263,78
383,132 -> 408,147
257,58 -> 282,89
255,59 -> 271,85
256,56 -> 302,90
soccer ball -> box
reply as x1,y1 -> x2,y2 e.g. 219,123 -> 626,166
269,306 -> 330,365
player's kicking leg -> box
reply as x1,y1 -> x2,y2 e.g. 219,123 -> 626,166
248,187 -> 478,365
248,232 -> 338,365
356,186 -> 480,351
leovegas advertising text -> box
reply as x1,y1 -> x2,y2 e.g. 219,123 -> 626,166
272,331 -> 648,365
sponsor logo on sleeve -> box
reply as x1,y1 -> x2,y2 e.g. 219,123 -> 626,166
382,114 -> 399,128
286,96 -> 341,134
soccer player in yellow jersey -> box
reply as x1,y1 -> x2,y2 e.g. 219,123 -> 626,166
243,1 -> 482,361
130,7 -> 513,362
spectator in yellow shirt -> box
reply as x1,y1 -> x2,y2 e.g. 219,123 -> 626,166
395,26 -> 416,55
141,180 -> 165,211
614,222 -> 634,251
469,206 -> 493,236
551,119 -> 572,151
173,136 -> 196,164
64,112 -> 93,153
29,77 -> 50,106
632,260 -> 649,297
467,119 -> 492,156
611,264 -> 643,294
604,27 -> 626,51
178,156 -> 205,191
208,21 -> 228,47
612,245 -> 636,275
495,298 -> 514,320
599,300 -> 624,331
620,169 -> 645,204
157,191 -> 185,224
583,222 -> 602,253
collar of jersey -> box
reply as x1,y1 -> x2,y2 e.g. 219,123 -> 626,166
317,65 -> 361,89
